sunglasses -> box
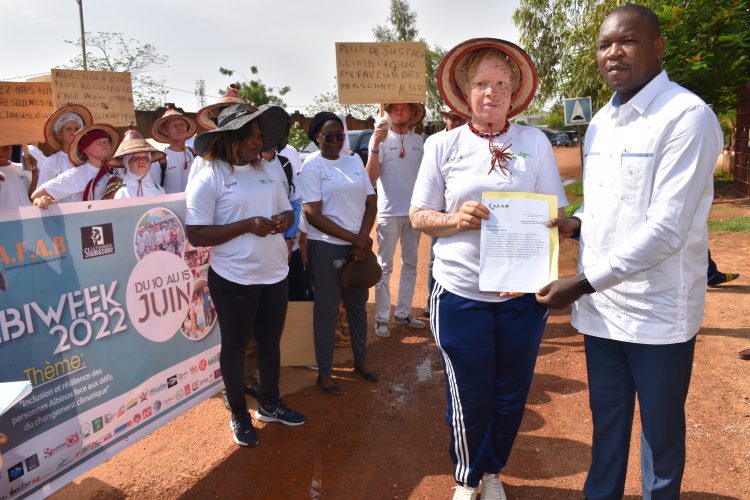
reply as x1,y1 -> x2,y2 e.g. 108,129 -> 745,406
320,132 -> 346,142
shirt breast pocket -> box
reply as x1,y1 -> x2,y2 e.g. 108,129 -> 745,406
618,153 -> 654,211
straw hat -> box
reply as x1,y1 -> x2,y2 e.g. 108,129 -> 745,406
194,104 -> 290,157
383,103 -> 426,127
68,124 -> 121,166
109,128 -> 166,167
437,38 -> 538,120
43,104 -> 94,152
196,85 -> 253,130
342,250 -> 382,290
150,108 -> 197,144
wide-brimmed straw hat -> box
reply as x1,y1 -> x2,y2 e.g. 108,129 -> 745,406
196,85 -> 252,130
150,108 -> 197,143
383,103 -> 426,127
194,104 -> 290,157
43,104 -> 94,152
109,128 -> 166,167
342,249 -> 382,290
438,38 -> 538,120
68,124 -> 121,166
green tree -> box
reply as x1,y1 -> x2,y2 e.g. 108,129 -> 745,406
287,122 -> 309,151
372,0 -> 446,123
306,85 -> 378,121
513,0 -> 750,116
219,66 -> 290,108
654,1 -> 750,116
65,32 -> 169,111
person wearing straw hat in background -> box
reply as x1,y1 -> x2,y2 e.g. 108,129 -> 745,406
31,123 -> 121,207
366,102 -> 427,338
36,105 -> 94,202
109,129 -> 167,199
148,106 -> 197,194
297,112 -> 379,396
185,103 -> 306,447
409,38 -> 567,499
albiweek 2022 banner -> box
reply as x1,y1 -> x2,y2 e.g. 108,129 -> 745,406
0,194 -> 222,500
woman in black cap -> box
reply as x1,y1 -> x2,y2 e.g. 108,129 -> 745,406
185,104 -> 306,447
297,112 -> 378,395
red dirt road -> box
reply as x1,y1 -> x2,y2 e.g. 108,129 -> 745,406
52,148 -> 750,499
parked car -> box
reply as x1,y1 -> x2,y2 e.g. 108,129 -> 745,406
298,129 -> 374,165
551,132 -> 573,147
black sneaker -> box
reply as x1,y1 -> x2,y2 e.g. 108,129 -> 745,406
708,272 -> 739,287
256,403 -> 307,426
230,413 -> 258,447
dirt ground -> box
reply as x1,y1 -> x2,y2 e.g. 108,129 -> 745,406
52,147 -> 750,500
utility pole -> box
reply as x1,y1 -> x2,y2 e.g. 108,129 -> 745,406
76,0 -> 87,70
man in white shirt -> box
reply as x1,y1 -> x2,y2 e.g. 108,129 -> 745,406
536,6 -> 722,499
366,102 -> 426,337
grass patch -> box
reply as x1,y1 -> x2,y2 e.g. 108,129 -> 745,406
564,181 -> 583,196
564,199 -> 583,216
708,216 -> 750,232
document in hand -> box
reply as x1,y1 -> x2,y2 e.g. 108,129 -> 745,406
479,192 -> 559,293
0,381 -> 32,417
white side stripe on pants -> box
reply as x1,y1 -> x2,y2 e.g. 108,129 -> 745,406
430,283 -> 471,485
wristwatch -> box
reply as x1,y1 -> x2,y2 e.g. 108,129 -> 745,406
577,272 -> 596,294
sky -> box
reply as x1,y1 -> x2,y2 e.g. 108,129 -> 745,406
1,0 -> 521,113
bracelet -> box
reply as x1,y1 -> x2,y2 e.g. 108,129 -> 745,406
370,149 -> 380,154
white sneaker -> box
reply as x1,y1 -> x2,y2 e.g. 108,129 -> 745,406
452,484 -> 477,500
393,315 -> 426,329
481,473 -> 507,500
374,321 -> 390,338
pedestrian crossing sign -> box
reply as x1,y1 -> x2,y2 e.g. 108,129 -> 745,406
563,97 -> 592,126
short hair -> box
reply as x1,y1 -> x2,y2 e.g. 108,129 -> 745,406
608,4 -> 661,37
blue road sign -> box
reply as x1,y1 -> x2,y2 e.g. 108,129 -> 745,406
564,97 -> 592,126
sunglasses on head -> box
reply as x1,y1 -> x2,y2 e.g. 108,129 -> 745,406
320,132 -> 346,142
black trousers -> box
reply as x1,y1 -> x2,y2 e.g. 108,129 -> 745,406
208,267 -> 288,415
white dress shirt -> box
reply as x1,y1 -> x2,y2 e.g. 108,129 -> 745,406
572,71 -> 723,344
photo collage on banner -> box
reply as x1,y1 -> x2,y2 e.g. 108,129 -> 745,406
0,196 -> 220,500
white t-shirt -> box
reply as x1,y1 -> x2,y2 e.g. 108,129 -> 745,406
297,154 -> 375,245
280,144 -> 303,176
0,162 -> 32,209
186,155 -> 208,186
186,160 -> 292,285
41,162 -> 109,202
38,151 -> 77,203
411,123 -> 568,302
149,146 -> 195,194
262,156 -> 301,204
115,170 -> 166,199
370,130 -> 424,216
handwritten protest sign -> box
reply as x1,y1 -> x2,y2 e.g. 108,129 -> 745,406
51,69 -> 136,126
336,42 -> 426,104
0,82 -> 55,146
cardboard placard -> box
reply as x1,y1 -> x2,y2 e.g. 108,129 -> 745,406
336,41 -> 426,105
0,81 -> 55,146
51,69 -> 136,127
280,301 -> 316,367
